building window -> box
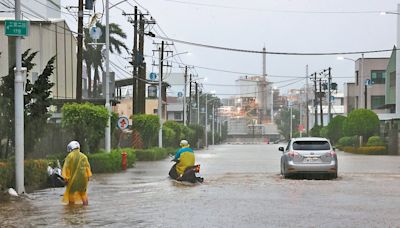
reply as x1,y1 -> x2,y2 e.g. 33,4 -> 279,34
355,71 -> 359,86
174,112 -> 182,120
371,96 -> 385,109
390,72 -> 396,88
371,70 -> 386,84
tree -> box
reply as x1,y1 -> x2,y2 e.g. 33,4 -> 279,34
61,103 -> 109,152
24,56 -> 56,153
83,22 -> 129,97
130,114 -> 159,148
274,107 -> 300,140
0,49 -> 38,158
326,115 -> 347,144
343,109 -> 380,143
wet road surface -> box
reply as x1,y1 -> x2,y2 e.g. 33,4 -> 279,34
1,144 -> 400,227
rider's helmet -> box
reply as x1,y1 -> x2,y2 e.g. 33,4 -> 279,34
67,140 -> 80,152
180,139 -> 189,147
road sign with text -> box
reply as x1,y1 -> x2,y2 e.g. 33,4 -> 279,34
5,20 -> 29,37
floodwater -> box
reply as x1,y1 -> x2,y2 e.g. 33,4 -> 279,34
1,144 -> 400,227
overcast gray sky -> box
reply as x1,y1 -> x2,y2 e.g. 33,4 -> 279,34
63,0 -> 400,97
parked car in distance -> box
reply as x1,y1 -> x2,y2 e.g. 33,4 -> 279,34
279,137 -> 338,179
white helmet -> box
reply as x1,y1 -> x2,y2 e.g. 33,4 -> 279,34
180,140 -> 189,146
67,141 -> 80,152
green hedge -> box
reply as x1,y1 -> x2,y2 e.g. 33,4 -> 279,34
366,136 -> 385,146
88,148 -> 136,173
342,146 -> 387,155
136,147 -> 178,161
0,160 -> 49,191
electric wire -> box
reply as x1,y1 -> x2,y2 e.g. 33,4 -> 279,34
159,0 -> 384,15
154,35 -> 396,56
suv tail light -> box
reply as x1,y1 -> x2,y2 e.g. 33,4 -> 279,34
326,151 -> 336,157
288,151 -> 299,158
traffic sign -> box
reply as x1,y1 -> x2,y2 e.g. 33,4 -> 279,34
117,116 -> 129,129
149,72 -> 157,80
177,92 -> 183,97
298,124 -> 305,132
89,26 -> 102,40
5,20 -> 29,37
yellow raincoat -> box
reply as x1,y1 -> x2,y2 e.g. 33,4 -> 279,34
62,149 -> 92,204
174,146 -> 195,175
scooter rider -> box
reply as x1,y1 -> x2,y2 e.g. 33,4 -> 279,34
173,140 -> 195,179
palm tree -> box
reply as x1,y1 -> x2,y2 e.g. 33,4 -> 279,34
83,22 -> 129,97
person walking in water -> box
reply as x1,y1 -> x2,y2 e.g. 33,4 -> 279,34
62,141 -> 92,205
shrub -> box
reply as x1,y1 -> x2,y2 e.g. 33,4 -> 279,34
188,124 -> 204,147
88,148 -> 135,173
163,126 -> 177,148
136,147 -> 178,161
164,121 -> 182,139
310,125 -> 322,137
319,127 -> 328,138
327,115 -> 346,144
343,109 -> 380,142
131,114 -> 159,148
366,136 -> 385,146
0,160 -> 49,191
337,136 -> 358,147
0,162 -> 12,190
181,125 -> 195,144
342,146 -> 387,155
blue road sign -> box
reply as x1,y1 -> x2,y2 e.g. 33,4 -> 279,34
149,72 -> 157,80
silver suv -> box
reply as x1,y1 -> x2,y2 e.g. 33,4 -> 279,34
279,137 -> 338,179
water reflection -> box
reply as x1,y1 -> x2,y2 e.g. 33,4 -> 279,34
62,205 -> 90,226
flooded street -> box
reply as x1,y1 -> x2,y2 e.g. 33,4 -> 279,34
1,144 -> 400,227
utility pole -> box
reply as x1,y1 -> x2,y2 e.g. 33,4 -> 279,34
365,81 -> 368,109
158,44 -> 163,148
188,74 -> 192,125
319,78 -> 324,127
15,0 -> 25,194
138,14 -> 146,114
183,66 -> 188,125
132,6 -> 138,114
327,67 -> 332,121
212,104 -> 215,145
305,65 -> 309,136
105,0 -> 111,152
196,82 -> 200,125
205,95 -> 208,148
312,72 -> 318,127
76,0 -> 83,101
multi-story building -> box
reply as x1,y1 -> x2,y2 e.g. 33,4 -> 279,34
344,57 -> 389,114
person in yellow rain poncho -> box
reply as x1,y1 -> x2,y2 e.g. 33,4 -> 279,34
62,141 -> 92,205
174,140 -> 195,177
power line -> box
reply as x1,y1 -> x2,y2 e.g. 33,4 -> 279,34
159,0 -> 384,15
154,35 -> 396,56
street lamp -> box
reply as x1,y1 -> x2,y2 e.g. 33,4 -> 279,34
158,50 -> 189,148
205,95 -> 218,148
337,54 -> 365,109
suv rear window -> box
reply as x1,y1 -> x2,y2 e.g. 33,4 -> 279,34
292,141 -> 330,150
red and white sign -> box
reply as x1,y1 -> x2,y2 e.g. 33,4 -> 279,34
117,116 -> 129,129
298,124 -> 305,132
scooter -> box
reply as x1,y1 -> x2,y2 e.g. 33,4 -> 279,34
47,160 -> 65,188
169,159 -> 204,183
